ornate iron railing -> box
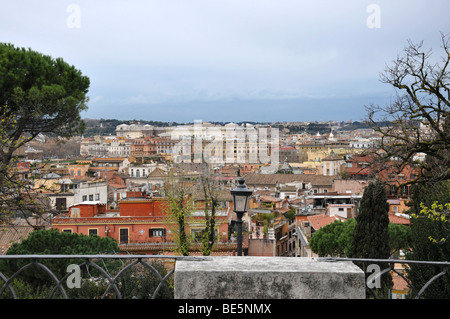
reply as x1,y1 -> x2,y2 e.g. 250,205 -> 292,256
320,257 -> 450,299
0,255 -> 449,299
0,254 -> 206,299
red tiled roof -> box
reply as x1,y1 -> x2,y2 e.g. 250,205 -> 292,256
276,207 -> 290,214
392,273 -> 409,292
244,173 -> 335,187
0,225 -> 35,255
259,195 -> 281,203
389,213 -> 410,225
308,214 -> 341,230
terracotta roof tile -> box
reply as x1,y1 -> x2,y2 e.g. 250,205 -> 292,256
389,213 -> 410,225
307,214 -> 340,230
244,173 -> 335,187
0,225 -> 35,255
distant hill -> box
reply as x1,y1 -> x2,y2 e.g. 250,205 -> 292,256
81,118 -> 387,137
82,118 -> 180,137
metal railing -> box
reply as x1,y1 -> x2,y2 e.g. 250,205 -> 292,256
320,257 -> 450,299
0,254 -> 207,299
0,255 -> 449,299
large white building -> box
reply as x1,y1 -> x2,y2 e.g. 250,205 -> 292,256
73,180 -> 108,205
322,151 -> 345,176
115,123 -> 154,139
107,139 -> 132,157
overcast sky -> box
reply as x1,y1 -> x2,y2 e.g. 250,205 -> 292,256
1,1 -> 449,123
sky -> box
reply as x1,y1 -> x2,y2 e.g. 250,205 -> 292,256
1,1 -> 449,123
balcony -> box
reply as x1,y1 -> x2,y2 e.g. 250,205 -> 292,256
0,254 -> 448,300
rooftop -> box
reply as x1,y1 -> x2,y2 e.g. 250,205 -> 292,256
307,214 -> 342,230
244,173 -> 336,187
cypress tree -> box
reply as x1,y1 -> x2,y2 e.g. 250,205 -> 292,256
351,180 -> 391,297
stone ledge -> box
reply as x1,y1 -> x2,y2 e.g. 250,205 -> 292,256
174,256 -> 365,299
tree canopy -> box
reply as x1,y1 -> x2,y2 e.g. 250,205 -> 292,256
366,32 -> 450,185
310,219 -> 356,257
0,43 -> 89,224
310,218 -> 410,258
351,180 -> 390,259
406,181 -> 450,298
0,43 -> 89,161
0,229 -> 118,288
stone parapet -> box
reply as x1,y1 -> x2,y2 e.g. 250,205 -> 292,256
174,256 -> 365,299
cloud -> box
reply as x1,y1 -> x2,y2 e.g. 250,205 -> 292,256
1,1 -> 450,122
89,96 -> 103,104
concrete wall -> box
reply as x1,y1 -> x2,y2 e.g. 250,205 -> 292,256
248,239 -> 275,256
174,256 -> 365,299
332,179 -> 368,195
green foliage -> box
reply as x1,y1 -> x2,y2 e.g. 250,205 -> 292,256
114,260 -> 173,299
350,180 -> 391,298
284,209 -> 296,224
200,176 -> 218,256
0,43 -> 89,223
163,173 -> 194,256
83,118 -> 180,137
0,229 -> 119,287
0,43 -> 89,144
406,181 -> 450,298
310,219 -> 356,257
388,223 -> 411,253
66,260 -> 173,299
0,278 -> 55,299
310,219 -> 411,258
411,202 -> 449,243
201,227 -> 214,256
350,180 -> 390,259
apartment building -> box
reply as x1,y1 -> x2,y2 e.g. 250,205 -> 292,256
52,192 -> 240,255
89,157 -> 130,177
108,138 -> 132,157
72,180 -> 108,205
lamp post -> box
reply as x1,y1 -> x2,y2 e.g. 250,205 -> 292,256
230,177 -> 253,256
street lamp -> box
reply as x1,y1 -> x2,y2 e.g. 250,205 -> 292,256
230,177 -> 253,256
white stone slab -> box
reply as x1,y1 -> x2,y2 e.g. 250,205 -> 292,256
174,257 -> 365,299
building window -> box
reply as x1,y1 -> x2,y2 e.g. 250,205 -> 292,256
89,229 -> 98,236
55,198 -> 67,210
191,229 -> 203,242
119,228 -> 129,244
89,194 -> 94,201
95,194 -> 100,201
62,229 -> 72,234
401,185 -> 408,195
82,195 -> 87,202
390,185 -> 397,195
149,228 -> 166,237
